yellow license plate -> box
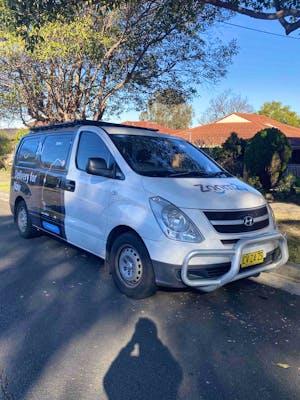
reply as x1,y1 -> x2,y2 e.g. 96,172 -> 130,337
241,250 -> 264,268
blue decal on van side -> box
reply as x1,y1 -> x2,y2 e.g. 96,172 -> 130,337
42,221 -> 60,235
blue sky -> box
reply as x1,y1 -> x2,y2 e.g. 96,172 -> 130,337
116,14 -> 300,127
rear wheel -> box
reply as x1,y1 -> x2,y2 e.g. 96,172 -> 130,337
16,200 -> 40,238
110,232 -> 157,299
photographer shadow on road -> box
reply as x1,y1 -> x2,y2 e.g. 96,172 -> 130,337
103,317 -> 183,400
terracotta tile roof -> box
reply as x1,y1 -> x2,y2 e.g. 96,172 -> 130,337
121,120 -> 182,135
177,113 -> 300,146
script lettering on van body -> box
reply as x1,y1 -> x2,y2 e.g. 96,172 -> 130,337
14,169 -> 38,184
194,183 -> 249,194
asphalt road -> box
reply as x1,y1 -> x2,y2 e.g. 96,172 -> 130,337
0,199 -> 299,400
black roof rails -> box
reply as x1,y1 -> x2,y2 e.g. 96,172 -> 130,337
29,119 -> 158,133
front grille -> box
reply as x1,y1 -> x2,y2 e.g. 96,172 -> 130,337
204,206 -> 269,234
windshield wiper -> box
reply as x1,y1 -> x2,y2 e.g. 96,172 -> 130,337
167,170 -> 212,177
207,171 -> 231,177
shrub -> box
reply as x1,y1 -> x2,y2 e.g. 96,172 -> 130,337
247,176 -> 263,191
0,133 -> 12,158
14,128 -> 29,145
244,128 -> 291,191
277,173 -> 296,192
220,132 -> 247,176
201,133 -> 247,176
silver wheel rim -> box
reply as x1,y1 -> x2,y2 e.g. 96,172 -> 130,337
118,246 -> 143,287
18,207 -> 27,233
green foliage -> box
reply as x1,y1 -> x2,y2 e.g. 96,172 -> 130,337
220,132 -> 247,176
201,146 -> 224,162
247,176 -> 263,191
14,128 -> 29,144
140,89 -> 193,130
0,1 -> 237,124
0,133 -> 12,157
3,1 -> 300,37
0,133 -> 12,169
258,101 -> 300,127
201,132 -> 247,176
245,128 -> 292,191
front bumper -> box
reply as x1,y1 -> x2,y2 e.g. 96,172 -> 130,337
180,232 -> 289,292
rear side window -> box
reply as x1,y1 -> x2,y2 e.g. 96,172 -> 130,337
76,131 -> 114,171
41,135 -> 72,170
16,138 -> 40,166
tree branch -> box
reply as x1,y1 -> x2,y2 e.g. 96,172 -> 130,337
204,0 -> 300,34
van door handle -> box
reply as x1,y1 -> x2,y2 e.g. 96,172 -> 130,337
61,179 -> 76,192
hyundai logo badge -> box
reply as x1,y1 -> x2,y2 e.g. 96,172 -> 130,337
243,216 -> 254,227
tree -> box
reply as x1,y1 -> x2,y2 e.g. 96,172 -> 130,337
0,133 -> 11,156
140,89 -> 193,130
244,127 -> 292,190
221,132 -> 247,176
203,1 -> 300,35
258,101 -> 300,127
0,133 -> 12,168
199,89 -> 254,124
14,128 -> 29,145
201,132 -> 247,176
0,1 -> 237,124
2,1 -> 300,36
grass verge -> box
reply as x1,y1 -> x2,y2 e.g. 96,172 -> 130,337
271,204 -> 300,264
0,170 -> 11,193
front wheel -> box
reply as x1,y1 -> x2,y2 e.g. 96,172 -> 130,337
16,200 -> 40,238
110,232 -> 157,299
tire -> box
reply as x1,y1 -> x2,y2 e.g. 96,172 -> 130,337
110,232 -> 157,299
16,200 -> 40,238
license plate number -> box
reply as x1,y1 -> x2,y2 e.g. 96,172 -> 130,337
241,250 -> 264,268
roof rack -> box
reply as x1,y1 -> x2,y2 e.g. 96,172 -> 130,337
29,119 -> 158,133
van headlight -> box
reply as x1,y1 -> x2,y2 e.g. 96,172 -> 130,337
149,196 -> 204,242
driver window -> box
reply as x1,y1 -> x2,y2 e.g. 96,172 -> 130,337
76,131 -> 114,171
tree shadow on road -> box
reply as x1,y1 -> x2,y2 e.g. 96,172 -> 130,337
104,317 -> 182,400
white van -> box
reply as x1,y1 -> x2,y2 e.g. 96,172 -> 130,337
10,120 -> 289,298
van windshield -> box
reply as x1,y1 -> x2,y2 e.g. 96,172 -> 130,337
110,134 -> 230,178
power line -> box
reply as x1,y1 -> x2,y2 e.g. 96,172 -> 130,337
222,21 -> 300,40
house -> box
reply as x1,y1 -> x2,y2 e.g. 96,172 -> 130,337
179,113 -> 300,178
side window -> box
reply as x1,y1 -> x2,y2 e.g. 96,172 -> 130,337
41,135 -> 72,170
16,138 -> 40,166
76,131 -> 114,171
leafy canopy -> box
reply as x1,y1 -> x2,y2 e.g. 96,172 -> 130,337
258,101 -> 300,127
140,89 -> 193,130
2,1 -> 300,36
0,1 -> 237,124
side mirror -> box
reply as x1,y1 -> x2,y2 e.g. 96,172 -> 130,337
86,158 -> 114,178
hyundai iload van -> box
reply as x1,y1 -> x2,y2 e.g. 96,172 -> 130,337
10,120 -> 289,298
